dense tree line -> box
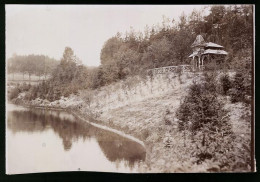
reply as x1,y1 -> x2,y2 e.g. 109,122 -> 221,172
7,54 -> 59,80
9,47 -> 97,101
9,5 -> 253,102
97,5 -> 253,87
25,47 -> 90,101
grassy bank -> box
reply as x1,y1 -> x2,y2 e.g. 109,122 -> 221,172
8,71 -> 251,172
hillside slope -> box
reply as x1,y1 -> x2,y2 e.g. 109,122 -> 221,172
12,71 -> 251,172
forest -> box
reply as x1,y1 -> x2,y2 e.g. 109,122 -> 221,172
7,54 -> 59,80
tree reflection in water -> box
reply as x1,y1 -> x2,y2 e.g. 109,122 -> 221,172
7,107 -> 146,168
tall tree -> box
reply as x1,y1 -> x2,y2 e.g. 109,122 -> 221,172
100,37 -> 123,65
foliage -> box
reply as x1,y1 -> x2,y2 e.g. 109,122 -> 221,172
24,47 -> 89,101
100,36 -> 123,65
80,90 -> 94,108
229,72 -> 247,103
219,74 -> 232,95
96,5 -> 253,88
9,87 -> 20,100
9,5 -> 253,102
8,83 -> 31,100
202,5 -> 253,52
176,73 -> 234,166
229,49 -> 252,71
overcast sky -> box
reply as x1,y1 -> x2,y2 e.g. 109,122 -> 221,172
6,5 -> 209,66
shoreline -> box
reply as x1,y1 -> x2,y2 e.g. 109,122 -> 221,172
8,73 -> 193,172
10,100 -> 146,148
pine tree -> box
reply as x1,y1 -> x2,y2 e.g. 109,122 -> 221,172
176,73 -> 234,164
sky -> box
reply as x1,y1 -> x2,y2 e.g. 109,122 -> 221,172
6,5 -> 209,66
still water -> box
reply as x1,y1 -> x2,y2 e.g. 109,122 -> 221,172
6,104 -> 146,174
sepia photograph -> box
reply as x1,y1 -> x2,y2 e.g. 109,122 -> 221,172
6,5 -> 255,174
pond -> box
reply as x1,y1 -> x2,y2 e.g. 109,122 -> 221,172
6,104 -> 146,174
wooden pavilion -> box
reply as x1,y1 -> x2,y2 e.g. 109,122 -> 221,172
188,35 -> 228,70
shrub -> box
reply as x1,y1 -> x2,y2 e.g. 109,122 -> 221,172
176,73 -> 234,166
229,72 -> 246,103
20,83 -> 31,92
9,87 -> 20,100
243,71 -> 252,97
164,108 -> 172,125
80,90 -> 93,107
8,83 -> 32,100
203,71 -> 217,93
204,61 -> 217,71
230,49 -> 252,71
177,81 -> 227,133
220,74 -> 232,95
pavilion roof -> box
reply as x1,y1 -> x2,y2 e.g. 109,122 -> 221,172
205,42 -> 224,48
191,35 -> 206,47
202,49 -> 228,55
189,35 -> 228,58
188,49 -> 228,58
188,51 -> 198,58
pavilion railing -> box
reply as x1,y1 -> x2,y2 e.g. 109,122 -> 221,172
147,65 -> 193,75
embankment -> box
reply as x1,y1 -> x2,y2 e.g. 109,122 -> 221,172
10,72 -> 196,172
9,71 -> 251,172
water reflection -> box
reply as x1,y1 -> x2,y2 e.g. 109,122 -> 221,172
7,106 -> 146,169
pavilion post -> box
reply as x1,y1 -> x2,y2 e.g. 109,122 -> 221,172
192,56 -> 195,71
198,56 -> 201,70
201,56 -> 204,70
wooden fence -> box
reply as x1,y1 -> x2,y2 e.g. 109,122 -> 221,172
147,65 -> 193,75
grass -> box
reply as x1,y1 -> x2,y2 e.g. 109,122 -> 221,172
9,71 -> 252,172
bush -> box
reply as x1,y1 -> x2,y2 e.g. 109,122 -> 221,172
220,74 -> 232,95
243,71 -> 252,96
8,83 -> 32,100
176,73 -> 234,166
164,108 -> 172,125
229,72 -> 246,103
230,49 -> 252,71
204,61 -> 217,71
177,81 -> 227,133
80,90 -> 93,107
9,87 -> 20,100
